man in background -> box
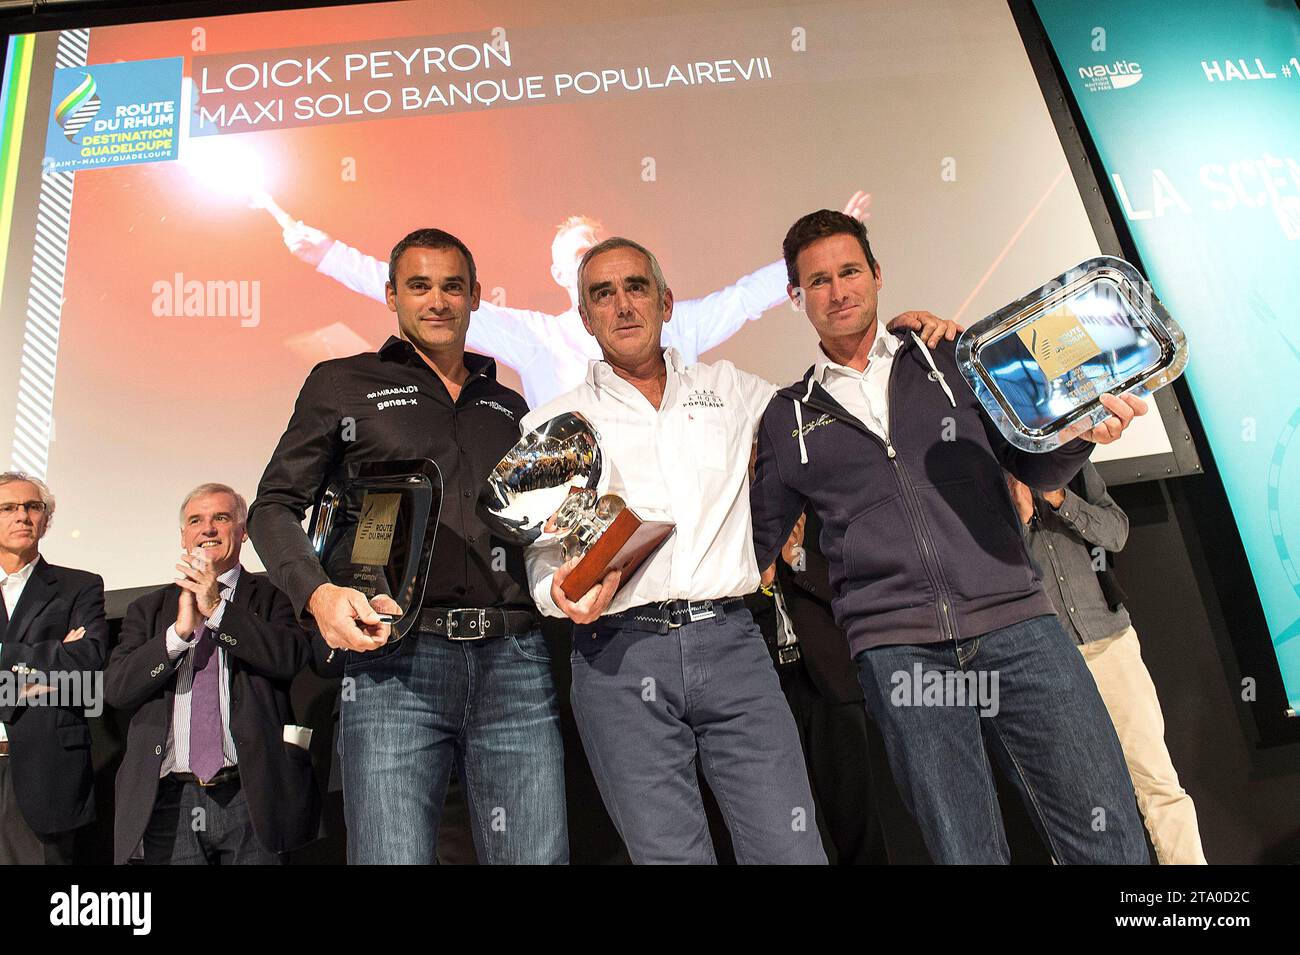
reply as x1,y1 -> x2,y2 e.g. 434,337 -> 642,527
106,483 -> 324,864
745,507 -> 888,864
1008,463 -> 1207,864
0,471 -> 108,864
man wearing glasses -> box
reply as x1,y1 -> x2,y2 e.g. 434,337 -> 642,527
0,471 -> 109,863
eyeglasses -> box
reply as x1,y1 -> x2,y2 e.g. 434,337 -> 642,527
0,501 -> 47,516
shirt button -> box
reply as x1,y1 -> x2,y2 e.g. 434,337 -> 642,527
462,489 -> 472,499
1069,607 -> 1075,613
1059,576 -> 1065,582
467,535 -> 477,544
154,745 -> 162,756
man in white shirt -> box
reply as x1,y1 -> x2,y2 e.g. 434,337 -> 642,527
282,193 -> 871,407
0,471 -> 108,864
521,236 -> 954,863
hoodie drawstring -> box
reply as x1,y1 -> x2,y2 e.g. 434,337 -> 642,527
793,376 -> 816,465
794,338 -> 954,465
911,332 -> 957,408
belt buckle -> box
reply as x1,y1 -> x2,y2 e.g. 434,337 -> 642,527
778,645 -> 801,665
447,608 -> 488,641
686,600 -> 716,623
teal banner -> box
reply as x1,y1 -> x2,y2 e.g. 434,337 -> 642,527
1034,1 -> 1300,709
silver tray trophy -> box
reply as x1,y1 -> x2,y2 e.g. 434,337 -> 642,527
309,459 -> 442,641
480,412 -> 674,602
956,256 -> 1188,453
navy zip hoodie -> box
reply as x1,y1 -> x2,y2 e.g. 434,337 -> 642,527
750,331 -> 1093,658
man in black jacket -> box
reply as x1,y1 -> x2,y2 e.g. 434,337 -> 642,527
0,471 -> 108,864
751,210 -> 1151,864
105,483 -> 323,864
746,507 -> 889,864
249,229 -> 566,864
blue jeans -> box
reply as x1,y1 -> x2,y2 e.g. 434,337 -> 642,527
855,614 -> 1148,864
571,605 -> 826,864
340,629 -> 567,864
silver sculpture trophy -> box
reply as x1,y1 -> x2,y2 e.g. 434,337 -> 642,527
309,459 -> 443,641
480,412 -> 673,601
956,256 -> 1188,453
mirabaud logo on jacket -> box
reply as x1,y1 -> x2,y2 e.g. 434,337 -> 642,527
750,333 -> 1093,658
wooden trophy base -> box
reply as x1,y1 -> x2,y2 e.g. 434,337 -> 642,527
559,508 -> 675,601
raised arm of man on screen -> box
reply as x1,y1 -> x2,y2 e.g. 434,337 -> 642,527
280,192 -> 872,407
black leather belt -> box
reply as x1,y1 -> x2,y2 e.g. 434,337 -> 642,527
598,597 -> 746,634
168,766 -> 239,788
418,607 -> 538,640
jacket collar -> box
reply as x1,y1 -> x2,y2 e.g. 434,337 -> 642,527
3,555 -> 59,644
585,346 -> 685,394
782,331 -> 919,403
812,323 -> 900,385
378,336 -> 499,382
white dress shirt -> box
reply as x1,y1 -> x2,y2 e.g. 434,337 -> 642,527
812,322 -> 900,442
160,564 -> 240,776
521,348 -> 777,617
317,240 -> 788,408
0,557 -> 38,744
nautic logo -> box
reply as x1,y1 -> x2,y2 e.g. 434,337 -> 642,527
1078,60 -> 1143,92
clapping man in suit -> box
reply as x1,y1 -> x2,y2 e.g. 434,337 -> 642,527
105,483 -> 324,864
0,471 -> 109,864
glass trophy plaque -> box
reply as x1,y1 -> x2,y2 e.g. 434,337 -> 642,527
956,256 -> 1188,452
309,459 -> 442,641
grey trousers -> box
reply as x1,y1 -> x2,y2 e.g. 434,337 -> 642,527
570,604 -> 826,864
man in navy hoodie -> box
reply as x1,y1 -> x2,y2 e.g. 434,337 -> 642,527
751,209 -> 1151,864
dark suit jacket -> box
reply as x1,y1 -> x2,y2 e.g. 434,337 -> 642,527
0,556 -> 109,836
104,569 -> 324,864
747,511 -> 863,705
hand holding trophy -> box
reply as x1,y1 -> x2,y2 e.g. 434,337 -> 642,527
956,257 -> 1186,453
480,412 -> 674,603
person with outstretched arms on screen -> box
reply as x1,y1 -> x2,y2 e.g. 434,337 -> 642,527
522,234 -> 956,863
749,209 -> 1152,864
248,228 -> 566,864
282,193 -> 872,408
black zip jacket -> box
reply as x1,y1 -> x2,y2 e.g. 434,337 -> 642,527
750,332 -> 1092,658
248,337 -> 532,618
